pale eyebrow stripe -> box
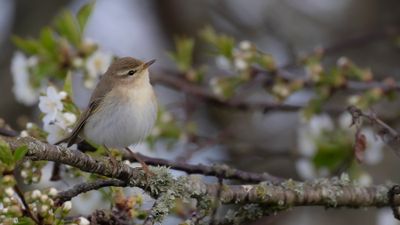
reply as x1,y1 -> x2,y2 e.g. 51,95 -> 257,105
116,68 -> 137,76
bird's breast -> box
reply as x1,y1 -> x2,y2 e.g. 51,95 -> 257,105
84,85 -> 158,148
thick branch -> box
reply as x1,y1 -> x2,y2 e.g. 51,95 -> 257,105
2,135 -> 400,209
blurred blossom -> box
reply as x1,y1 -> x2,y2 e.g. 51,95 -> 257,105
209,77 -> 224,97
377,208 -> 399,225
239,40 -> 252,50
77,217 -> 90,225
85,50 -> 113,88
357,173 -> 372,186
215,56 -> 231,70
234,58 -> 248,71
295,159 -> 316,179
308,114 -> 334,136
11,52 -> 40,105
298,114 -> 333,156
338,112 -> 353,130
363,128 -> 384,165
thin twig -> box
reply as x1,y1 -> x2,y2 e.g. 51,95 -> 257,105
124,152 -> 284,184
14,184 -> 40,224
347,105 -> 400,157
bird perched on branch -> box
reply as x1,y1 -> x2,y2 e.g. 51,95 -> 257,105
55,57 -> 158,176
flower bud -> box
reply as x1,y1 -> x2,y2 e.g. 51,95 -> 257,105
62,201 -> 72,212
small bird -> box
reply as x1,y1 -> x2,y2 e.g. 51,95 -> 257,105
55,57 -> 158,172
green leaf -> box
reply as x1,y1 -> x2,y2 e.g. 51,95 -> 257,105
0,140 -> 13,166
16,217 -> 35,225
54,11 -> 81,46
13,145 -> 28,162
39,27 -> 57,57
11,36 -> 41,54
168,37 -> 195,72
77,2 -> 95,31
63,72 -> 74,97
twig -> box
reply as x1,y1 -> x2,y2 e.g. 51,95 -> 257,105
0,127 -> 19,137
14,184 -> 40,224
347,105 -> 400,157
151,72 -> 303,112
55,179 -> 128,205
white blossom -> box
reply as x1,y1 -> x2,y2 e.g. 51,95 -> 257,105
11,52 -> 40,105
20,170 -> 28,178
209,77 -> 223,97
239,40 -> 252,51
357,173 -> 372,186
62,201 -> 72,211
295,159 -> 316,179
39,86 -> 65,123
85,50 -> 113,88
308,114 -> 334,137
31,190 -> 41,199
215,56 -> 231,70
363,128 -> 384,165
20,130 -> 29,137
43,111 -> 76,144
48,188 -> 58,197
338,112 -> 353,130
26,122 -> 34,129
234,58 -> 248,71
77,217 -> 90,225
5,188 -> 14,197
44,123 -> 68,144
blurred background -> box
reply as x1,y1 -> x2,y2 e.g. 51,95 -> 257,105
1,0 -> 400,224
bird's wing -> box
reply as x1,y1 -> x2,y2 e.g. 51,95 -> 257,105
55,76 -> 114,147
54,98 -> 102,147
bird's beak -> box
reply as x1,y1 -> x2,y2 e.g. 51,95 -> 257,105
142,59 -> 156,70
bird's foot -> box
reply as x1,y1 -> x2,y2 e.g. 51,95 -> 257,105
125,147 -> 155,177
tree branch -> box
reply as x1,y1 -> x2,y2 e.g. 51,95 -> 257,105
124,152 -> 284,184
2,135 -> 399,209
55,179 -> 128,205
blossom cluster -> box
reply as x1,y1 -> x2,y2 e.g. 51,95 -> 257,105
38,86 -> 76,144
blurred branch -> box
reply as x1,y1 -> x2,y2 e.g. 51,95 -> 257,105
151,72 -> 303,111
1,135 -> 400,211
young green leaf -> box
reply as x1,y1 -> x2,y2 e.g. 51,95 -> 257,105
77,2 -> 95,31
0,140 -> 13,166
11,36 -> 41,55
54,11 -> 81,46
168,37 -> 195,72
63,71 -> 74,97
14,145 -> 29,162
16,217 -> 35,225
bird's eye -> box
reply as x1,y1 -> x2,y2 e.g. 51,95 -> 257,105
127,70 -> 136,76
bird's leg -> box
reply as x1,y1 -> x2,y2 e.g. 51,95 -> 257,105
103,144 -> 119,171
125,147 -> 154,176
